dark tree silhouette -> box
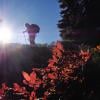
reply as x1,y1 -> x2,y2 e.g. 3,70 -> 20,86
58,0 -> 100,44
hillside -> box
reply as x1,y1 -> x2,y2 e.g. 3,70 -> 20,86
0,43 -> 51,85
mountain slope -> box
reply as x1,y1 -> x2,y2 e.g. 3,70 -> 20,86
0,43 -> 51,85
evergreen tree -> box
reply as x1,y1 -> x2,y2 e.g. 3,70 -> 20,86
58,0 -> 100,44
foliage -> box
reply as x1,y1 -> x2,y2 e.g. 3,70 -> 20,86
92,45 -> 100,65
58,0 -> 100,44
2,42 -> 100,100
21,41 -> 90,99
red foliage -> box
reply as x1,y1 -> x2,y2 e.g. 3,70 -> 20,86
0,41 -> 91,99
21,41 -> 91,99
80,49 -> 91,62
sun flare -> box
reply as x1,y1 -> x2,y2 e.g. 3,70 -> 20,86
0,23 -> 12,44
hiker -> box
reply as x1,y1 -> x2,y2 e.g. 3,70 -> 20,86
24,23 -> 40,45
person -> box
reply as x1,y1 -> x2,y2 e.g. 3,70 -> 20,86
24,23 -> 40,45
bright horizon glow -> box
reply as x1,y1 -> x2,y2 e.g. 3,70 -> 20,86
0,23 -> 12,44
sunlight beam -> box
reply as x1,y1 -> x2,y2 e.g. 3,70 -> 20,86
0,23 -> 13,44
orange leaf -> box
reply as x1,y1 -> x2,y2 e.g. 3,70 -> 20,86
22,71 -> 30,82
30,72 -> 37,84
48,73 -> 56,79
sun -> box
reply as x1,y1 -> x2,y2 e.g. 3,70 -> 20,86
0,23 -> 12,44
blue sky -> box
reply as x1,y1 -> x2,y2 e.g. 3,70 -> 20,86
0,0 -> 61,44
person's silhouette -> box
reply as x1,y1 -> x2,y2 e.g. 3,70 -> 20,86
24,23 -> 40,45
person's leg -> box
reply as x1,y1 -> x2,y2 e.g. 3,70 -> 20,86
29,35 -> 35,45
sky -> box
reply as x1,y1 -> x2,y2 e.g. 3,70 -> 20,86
0,0 -> 61,44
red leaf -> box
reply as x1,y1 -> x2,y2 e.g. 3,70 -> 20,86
22,71 -> 30,82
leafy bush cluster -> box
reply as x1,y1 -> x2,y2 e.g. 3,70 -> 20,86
0,41 -> 94,100
21,41 -> 90,99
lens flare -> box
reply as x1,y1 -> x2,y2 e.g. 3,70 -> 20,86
0,23 -> 12,43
